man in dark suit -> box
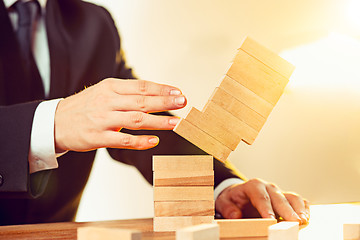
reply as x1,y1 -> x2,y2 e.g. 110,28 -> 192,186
0,0 -> 309,225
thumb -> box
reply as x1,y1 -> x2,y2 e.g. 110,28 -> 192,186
215,194 -> 243,219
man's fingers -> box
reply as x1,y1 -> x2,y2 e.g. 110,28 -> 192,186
112,94 -> 186,113
284,193 -> 310,224
107,111 -> 180,130
215,190 -> 243,219
103,78 -> 183,96
266,184 -> 302,223
238,179 -> 276,219
104,132 -> 160,150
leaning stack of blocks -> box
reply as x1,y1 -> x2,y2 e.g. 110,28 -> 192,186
153,155 -> 215,232
174,36 -> 295,162
77,36 -> 300,240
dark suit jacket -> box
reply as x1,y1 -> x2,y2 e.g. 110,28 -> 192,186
0,0 -> 241,225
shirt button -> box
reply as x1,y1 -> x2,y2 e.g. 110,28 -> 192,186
0,174 -> 3,186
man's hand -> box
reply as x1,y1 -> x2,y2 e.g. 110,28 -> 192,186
54,78 -> 186,152
215,178 -> 310,224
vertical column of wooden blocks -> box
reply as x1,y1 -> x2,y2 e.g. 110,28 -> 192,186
268,221 -> 299,240
153,155 -> 215,232
174,36 -> 295,162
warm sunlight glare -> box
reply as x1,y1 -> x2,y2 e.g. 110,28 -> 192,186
281,33 -> 360,92
300,204 -> 360,240
347,0 -> 360,29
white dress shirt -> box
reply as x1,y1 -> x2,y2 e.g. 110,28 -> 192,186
4,0 -> 242,198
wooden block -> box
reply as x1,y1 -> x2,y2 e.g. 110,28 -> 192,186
176,223 -> 219,240
153,171 -> 214,186
344,223 -> 360,240
229,237 -> 267,240
209,87 -> 266,131
219,75 -> 273,118
185,107 -> 241,150
154,186 -> 213,201
152,155 -> 213,172
77,227 -> 141,240
226,49 -> 288,105
154,201 -> 214,217
202,101 -> 258,145
215,218 -> 277,238
154,216 -> 214,232
173,118 -> 231,162
268,221 -> 299,240
240,37 -> 295,79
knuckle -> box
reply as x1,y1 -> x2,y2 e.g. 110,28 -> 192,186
120,135 -> 132,147
159,85 -> 168,96
99,78 -> 116,93
100,78 -> 111,87
259,193 -> 270,202
248,178 -> 264,186
131,112 -> 145,128
268,183 -> 278,190
136,96 -> 147,111
138,80 -> 148,94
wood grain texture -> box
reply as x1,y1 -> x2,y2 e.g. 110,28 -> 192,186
343,223 -> 360,240
215,218 -> 277,238
153,187 -> 213,201
185,107 -> 241,150
268,222 -> 299,240
0,204 -> 359,240
154,201 -> 214,217
219,75 -> 273,118
240,37 -> 295,79
176,223 -> 219,240
173,119 -> 231,162
0,218 -> 271,240
202,101 -> 258,145
153,171 -> 214,187
77,227 -> 141,240
152,155 -> 213,172
154,216 -> 214,232
209,87 -> 266,131
226,49 -> 288,105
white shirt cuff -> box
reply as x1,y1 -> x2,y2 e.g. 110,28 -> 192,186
28,98 -> 64,174
214,178 -> 245,200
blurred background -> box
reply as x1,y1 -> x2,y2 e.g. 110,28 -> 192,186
76,0 -> 360,221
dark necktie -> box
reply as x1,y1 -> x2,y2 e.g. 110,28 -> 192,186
12,0 -> 44,103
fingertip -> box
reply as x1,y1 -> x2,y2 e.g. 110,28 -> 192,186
215,193 -> 242,219
170,89 -> 182,96
148,136 -> 159,146
175,96 -> 186,106
261,211 -> 276,220
229,210 -> 242,219
290,212 -> 302,223
169,117 -> 180,126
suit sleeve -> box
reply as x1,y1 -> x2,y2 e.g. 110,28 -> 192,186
0,101 -> 50,198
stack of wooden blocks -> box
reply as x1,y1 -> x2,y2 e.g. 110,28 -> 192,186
174,36 -> 295,162
153,155 -> 215,232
